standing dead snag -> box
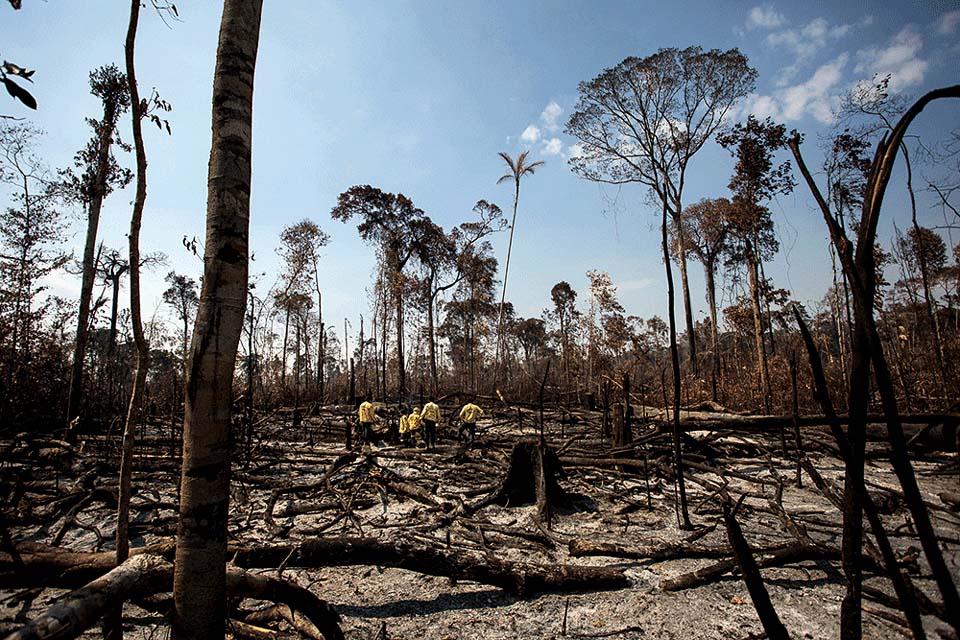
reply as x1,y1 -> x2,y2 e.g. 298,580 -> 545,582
789,85 -> 960,639
471,439 -> 567,526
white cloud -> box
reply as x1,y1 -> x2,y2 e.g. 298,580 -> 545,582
743,55 -> 847,125
567,143 -> 585,159
935,10 -> 960,35
540,101 -> 562,131
746,5 -> 785,30
617,277 -> 654,291
746,94 -> 780,120
766,17 -> 852,60
855,26 -> 927,91
541,137 -> 563,155
520,125 -> 541,144
780,54 -> 847,123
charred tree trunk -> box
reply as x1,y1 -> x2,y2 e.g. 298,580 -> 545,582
474,439 -> 567,526
722,502 -> 790,640
791,92 -> 960,635
109,4 -> 152,638
661,200 -> 691,530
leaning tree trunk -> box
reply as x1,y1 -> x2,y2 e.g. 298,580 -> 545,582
172,2 -> 262,639
789,88 -> 960,637
108,3 -> 152,639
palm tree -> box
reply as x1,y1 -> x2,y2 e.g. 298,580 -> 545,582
495,150 -> 544,373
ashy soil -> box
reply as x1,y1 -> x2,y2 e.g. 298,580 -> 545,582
1,406 -> 958,639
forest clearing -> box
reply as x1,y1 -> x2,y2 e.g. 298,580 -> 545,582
2,403 -> 957,639
2,1 -> 960,639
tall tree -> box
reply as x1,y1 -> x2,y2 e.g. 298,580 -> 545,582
275,219 -> 329,398
494,151 -> 544,374
717,116 -> 794,414
111,2 -> 173,637
677,198 -> 732,401
411,200 -> 504,392
65,64 -> 132,433
172,1 -> 263,637
566,47 -> 755,529
163,270 -> 199,384
439,244 -> 498,393
567,47 -> 756,376
549,281 -> 578,391
277,219 -> 329,398
331,186 -> 428,402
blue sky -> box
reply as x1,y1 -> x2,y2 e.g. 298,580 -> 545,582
3,1 -> 959,353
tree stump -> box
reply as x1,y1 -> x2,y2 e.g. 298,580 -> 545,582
474,439 -> 567,525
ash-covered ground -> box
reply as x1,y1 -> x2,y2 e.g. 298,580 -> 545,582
2,406 -> 957,639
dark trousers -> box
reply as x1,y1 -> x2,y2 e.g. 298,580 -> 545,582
359,422 -> 373,445
423,419 -> 436,448
458,422 -> 476,445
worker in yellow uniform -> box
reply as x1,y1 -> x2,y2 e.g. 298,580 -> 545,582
458,400 -> 483,446
421,399 -> 441,450
398,409 -> 410,446
406,406 -> 423,447
358,399 -> 377,446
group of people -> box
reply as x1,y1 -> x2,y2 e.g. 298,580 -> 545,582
356,398 -> 484,449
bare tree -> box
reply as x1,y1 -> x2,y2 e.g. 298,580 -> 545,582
566,47 -> 756,528
567,47 -> 756,376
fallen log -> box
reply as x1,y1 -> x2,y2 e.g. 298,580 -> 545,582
567,538 -> 792,561
229,536 -> 628,597
3,554 -> 170,640
660,544 -> 840,592
2,537 -> 629,598
2,553 -> 343,640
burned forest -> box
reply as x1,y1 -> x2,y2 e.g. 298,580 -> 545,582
1,2 -> 959,640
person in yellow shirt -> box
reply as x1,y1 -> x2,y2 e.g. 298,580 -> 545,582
421,399 -> 441,450
458,400 -> 483,446
357,399 -> 377,445
406,406 -> 423,447
398,409 -> 410,446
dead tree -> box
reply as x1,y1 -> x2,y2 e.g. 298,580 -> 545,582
789,85 -> 960,638
468,439 -> 567,526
